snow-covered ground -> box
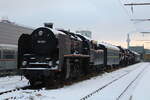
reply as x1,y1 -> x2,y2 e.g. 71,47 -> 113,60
0,76 -> 28,93
88,62 -> 149,100
132,63 -> 150,100
0,62 -> 149,100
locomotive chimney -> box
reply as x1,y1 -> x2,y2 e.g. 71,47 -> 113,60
44,23 -> 53,28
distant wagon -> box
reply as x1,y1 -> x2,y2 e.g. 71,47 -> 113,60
0,44 -> 17,76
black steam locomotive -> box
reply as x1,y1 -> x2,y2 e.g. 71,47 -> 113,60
18,24 -> 140,86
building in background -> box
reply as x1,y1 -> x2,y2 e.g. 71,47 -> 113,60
143,49 -> 150,62
129,46 -> 145,54
76,30 -> 92,39
144,49 -> 150,54
0,19 -> 33,45
129,46 -> 150,60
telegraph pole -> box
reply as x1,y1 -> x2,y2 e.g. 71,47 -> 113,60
126,34 -> 131,49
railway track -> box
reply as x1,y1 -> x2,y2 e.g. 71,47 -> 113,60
116,64 -> 148,100
0,69 -> 18,77
0,85 -> 44,96
0,86 -> 30,95
80,63 -> 147,100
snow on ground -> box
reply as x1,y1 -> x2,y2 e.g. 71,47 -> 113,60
0,76 -> 28,93
88,63 -> 149,100
0,62 -> 148,100
132,63 -> 150,100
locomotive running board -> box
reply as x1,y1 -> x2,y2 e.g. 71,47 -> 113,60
64,54 -> 90,58
20,68 -> 58,71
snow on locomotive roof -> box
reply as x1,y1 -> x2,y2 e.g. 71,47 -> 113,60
131,50 -> 140,55
51,28 -> 82,41
76,32 -> 92,41
43,27 -> 66,35
34,27 -> 82,40
99,42 -> 119,51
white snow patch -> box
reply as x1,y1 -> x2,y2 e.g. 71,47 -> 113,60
88,62 -> 149,100
132,63 -> 150,100
0,62 -> 147,100
0,76 -> 29,93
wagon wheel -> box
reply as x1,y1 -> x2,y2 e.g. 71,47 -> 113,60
62,58 -> 71,80
71,62 -> 81,79
76,62 -> 82,77
29,80 -> 36,86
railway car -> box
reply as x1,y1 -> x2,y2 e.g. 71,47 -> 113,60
0,44 -> 17,76
131,51 -> 140,63
123,49 -> 131,65
98,43 -> 120,69
123,49 -> 140,65
117,46 -> 129,66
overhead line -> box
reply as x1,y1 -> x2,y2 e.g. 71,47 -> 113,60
131,19 -> 150,21
117,0 -> 135,23
136,40 -> 150,41
140,32 -> 150,33
125,3 -> 150,6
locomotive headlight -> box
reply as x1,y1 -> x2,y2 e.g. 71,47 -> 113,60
38,30 -> 43,36
56,61 -> 59,65
22,61 -> 27,66
48,61 -> 52,66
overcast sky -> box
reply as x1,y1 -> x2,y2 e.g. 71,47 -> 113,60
0,0 -> 150,48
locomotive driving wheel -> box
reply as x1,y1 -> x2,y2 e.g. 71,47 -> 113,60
29,80 -> 36,86
70,60 -> 82,79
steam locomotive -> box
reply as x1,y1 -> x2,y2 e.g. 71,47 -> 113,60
18,24 -> 140,86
